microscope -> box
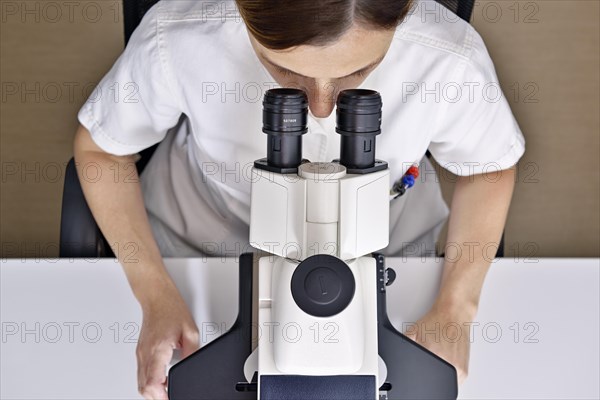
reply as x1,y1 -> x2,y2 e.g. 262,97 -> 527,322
167,89 -> 458,399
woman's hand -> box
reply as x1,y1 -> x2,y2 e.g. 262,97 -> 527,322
403,302 -> 474,385
136,281 -> 200,399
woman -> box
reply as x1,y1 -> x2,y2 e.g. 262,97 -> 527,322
74,0 -> 525,398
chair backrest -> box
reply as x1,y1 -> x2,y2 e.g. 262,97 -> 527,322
435,0 -> 476,21
123,0 -> 161,45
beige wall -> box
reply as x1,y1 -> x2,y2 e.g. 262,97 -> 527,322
1,1 -> 598,258
1,1 -> 123,258
472,0 -> 600,257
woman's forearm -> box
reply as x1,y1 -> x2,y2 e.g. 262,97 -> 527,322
436,167 -> 517,318
73,124 -> 175,307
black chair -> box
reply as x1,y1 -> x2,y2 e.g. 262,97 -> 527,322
436,0 -> 475,21
59,0 -> 485,258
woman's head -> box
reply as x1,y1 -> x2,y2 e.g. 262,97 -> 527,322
237,0 -> 413,117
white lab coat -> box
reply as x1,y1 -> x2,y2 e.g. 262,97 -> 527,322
77,0 -> 525,258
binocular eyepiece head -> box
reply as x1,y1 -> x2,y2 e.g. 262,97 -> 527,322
257,88 -> 385,174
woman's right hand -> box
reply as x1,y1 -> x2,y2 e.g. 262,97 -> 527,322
136,281 -> 200,399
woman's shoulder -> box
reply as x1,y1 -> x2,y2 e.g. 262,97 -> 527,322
135,0 -> 243,41
131,0 -> 247,68
394,0 -> 483,62
150,0 -> 240,22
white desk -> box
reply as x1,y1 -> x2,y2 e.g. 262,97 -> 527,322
1,257 -> 598,399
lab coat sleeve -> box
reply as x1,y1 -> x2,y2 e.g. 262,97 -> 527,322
77,3 -> 181,156
427,28 -> 526,176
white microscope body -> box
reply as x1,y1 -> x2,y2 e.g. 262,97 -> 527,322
249,88 -> 390,399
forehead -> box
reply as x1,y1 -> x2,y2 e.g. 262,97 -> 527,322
253,24 -> 394,79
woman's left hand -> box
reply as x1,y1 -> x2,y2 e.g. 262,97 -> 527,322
403,303 -> 474,385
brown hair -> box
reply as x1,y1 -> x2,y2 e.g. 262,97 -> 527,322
236,0 -> 414,50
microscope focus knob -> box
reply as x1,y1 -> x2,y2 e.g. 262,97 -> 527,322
291,254 -> 355,317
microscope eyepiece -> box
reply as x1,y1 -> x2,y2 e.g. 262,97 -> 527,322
336,89 -> 382,170
262,88 -> 308,170
263,88 -> 308,135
